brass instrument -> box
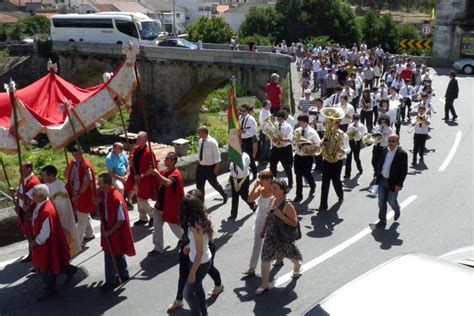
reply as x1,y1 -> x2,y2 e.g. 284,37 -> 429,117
320,107 -> 345,163
362,131 -> 383,147
292,130 -> 321,156
261,115 -> 282,145
346,130 -> 356,141
407,109 -> 428,134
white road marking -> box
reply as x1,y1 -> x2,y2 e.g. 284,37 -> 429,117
274,195 -> 418,288
439,131 -> 462,171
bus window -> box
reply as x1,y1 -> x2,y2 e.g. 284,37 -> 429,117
52,18 -> 113,28
139,21 -> 158,41
115,20 -> 139,38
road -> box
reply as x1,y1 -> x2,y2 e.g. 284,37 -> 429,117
0,68 -> 473,315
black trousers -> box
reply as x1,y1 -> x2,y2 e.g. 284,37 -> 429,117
320,159 -> 344,208
40,271 -> 57,295
371,145 -> 384,178
373,105 -> 379,123
242,137 -> 257,177
360,110 -> 374,132
230,177 -> 254,216
196,165 -> 226,198
444,98 -> 457,119
339,123 -> 348,132
314,131 -> 324,170
345,140 -> 362,176
270,145 -> 293,187
294,154 -> 316,196
413,133 -> 427,160
326,87 -> 335,98
400,98 -> 412,121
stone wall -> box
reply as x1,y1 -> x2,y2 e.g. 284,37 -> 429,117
0,207 -> 24,247
0,55 -> 49,89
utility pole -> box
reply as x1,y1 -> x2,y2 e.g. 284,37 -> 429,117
172,0 -> 176,35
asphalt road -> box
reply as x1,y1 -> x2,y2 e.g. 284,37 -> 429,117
0,68 -> 472,316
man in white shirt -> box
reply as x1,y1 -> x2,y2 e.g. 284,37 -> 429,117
195,126 -> 227,203
317,120 -> 351,212
282,106 -> 297,129
344,113 -> 365,178
327,85 -> 343,106
309,98 -> 326,172
293,115 -> 321,202
228,152 -> 256,220
259,100 -> 272,165
411,107 -> 430,165
239,104 -> 258,179
336,95 -> 354,132
399,82 -> 415,122
312,57 -> 321,89
270,110 -> 294,188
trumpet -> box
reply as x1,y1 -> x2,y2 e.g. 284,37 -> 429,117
292,130 -> 321,156
407,111 -> 428,133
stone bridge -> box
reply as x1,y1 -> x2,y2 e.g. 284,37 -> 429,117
53,42 -> 293,142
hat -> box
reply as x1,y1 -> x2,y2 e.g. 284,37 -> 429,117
304,89 -> 312,95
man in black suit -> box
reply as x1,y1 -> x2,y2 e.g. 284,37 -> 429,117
375,134 -> 408,228
443,71 -> 459,121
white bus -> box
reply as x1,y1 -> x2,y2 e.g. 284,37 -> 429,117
51,12 -> 162,45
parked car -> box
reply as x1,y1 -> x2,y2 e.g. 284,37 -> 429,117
157,38 -> 197,49
452,58 -> 473,75
303,249 -> 474,316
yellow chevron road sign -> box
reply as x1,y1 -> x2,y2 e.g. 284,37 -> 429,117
399,39 -> 432,49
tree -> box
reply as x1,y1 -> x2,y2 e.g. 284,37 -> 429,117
275,0 -> 302,43
359,11 -> 379,47
239,6 -> 280,42
186,17 -> 235,43
377,14 -> 399,52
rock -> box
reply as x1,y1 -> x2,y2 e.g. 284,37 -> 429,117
0,207 -> 24,247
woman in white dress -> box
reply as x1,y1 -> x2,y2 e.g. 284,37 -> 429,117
242,170 -> 274,276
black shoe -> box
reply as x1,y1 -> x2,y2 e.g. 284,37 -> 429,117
100,283 -> 116,293
148,217 -> 154,227
133,219 -> 148,226
394,211 -> 401,221
83,236 -> 95,243
293,195 -> 303,203
344,174 -> 350,179
419,158 -> 424,164
317,206 -> 328,212
251,204 -> 257,213
222,193 -> 228,204
29,267 -> 36,273
453,115 -> 458,120
358,169 -> 363,174
442,117 -> 448,120
20,254 -> 31,263
64,265 -> 78,284
337,197 -> 344,203
308,187 -> 316,196
126,200 -> 134,209
412,160 -> 417,166
37,290 -> 57,302
374,221 -> 386,229
227,215 -> 237,220
147,249 -> 163,256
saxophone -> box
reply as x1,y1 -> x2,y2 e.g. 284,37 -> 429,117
320,107 -> 345,163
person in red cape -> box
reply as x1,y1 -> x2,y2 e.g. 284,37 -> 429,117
10,162 -> 41,263
124,131 -> 157,226
65,145 -> 97,245
98,172 -> 136,292
148,152 -> 184,256
29,184 -> 78,301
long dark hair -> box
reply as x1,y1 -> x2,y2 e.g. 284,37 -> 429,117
179,194 -> 213,235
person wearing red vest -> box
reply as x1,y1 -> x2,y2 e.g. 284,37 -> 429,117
29,184 -> 78,301
65,145 -> 97,245
148,152 -> 185,256
98,173 -> 136,292
10,162 -> 41,263
124,131 -> 157,226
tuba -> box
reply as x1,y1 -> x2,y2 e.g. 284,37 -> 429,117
292,130 -> 321,156
261,115 -> 282,144
320,107 -> 345,163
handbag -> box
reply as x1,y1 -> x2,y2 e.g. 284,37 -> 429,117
275,199 -> 302,242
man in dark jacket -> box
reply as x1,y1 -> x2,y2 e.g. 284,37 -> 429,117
443,71 -> 459,121
375,134 -> 408,228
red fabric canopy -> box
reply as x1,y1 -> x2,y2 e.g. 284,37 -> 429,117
0,70 -> 110,128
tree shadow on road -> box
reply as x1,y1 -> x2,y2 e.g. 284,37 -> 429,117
370,222 -> 403,250
306,204 -> 344,238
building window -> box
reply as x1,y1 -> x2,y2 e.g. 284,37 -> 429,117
176,13 -> 180,18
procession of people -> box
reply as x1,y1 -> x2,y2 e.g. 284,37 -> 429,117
5,40 -> 460,315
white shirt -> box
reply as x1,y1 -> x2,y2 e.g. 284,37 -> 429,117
312,59 -> 321,72
33,199 -> 50,245
381,147 -> 397,179
273,120 -> 293,148
240,114 -> 257,139
359,96 -> 375,111
309,106 -> 325,132
337,103 -> 355,125
327,93 -> 342,106
230,152 -> 250,179
18,173 -> 34,208
399,85 -> 415,99
413,117 -> 430,134
188,228 -> 211,264
259,108 -> 271,126
339,131 -> 351,160
373,124 -> 393,147
198,136 -> 221,166
342,87 -> 355,102
293,126 -> 321,156
286,115 -> 297,129
347,122 -> 365,141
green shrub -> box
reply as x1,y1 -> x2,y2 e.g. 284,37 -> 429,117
209,127 -> 228,148
239,35 -> 272,46
304,36 -> 334,48
186,134 -> 199,155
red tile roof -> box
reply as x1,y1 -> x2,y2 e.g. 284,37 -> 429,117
0,13 -> 18,24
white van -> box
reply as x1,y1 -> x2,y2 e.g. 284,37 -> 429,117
51,12 -> 162,45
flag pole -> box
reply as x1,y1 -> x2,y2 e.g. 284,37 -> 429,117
7,80 -> 32,247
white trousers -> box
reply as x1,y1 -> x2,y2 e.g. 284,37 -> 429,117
76,212 -> 94,245
152,208 -> 183,252
137,198 -> 154,221
249,233 -> 264,269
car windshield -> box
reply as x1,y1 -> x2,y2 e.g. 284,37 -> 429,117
139,21 -> 158,41
178,39 -> 194,47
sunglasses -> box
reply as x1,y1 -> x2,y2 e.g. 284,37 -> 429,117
388,139 -> 397,143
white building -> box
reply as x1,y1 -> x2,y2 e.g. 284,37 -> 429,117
223,2 -> 273,32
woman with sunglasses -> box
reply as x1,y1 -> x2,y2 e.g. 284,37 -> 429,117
243,171 -> 274,277
256,178 -> 302,295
